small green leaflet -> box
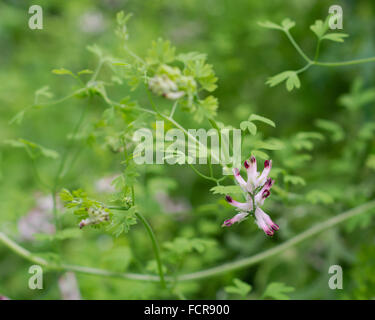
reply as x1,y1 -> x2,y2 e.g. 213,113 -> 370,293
146,38 -> 176,65
286,72 -> 301,91
249,114 -> 276,127
305,190 -> 334,205
87,44 -> 103,59
266,71 -> 300,91
177,52 -> 207,64
281,18 -> 296,31
195,95 -> 218,122
310,18 -> 348,42
321,33 -> 349,43
258,18 -> 295,32
35,86 -> 53,100
310,19 -> 329,38
106,206 -> 138,237
338,78 -> 375,111
115,11 -> 133,41
2,138 -> 59,159
77,69 -> 94,75
292,132 -> 324,151
185,58 -> 218,92
225,278 -> 252,297
284,174 -> 306,186
251,149 -> 269,160
52,68 -> 75,77
262,282 -> 295,300
315,119 -> 345,142
253,139 -> 284,151
240,121 -> 257,135
258,20 -> 283,31
210,185 -> 242,195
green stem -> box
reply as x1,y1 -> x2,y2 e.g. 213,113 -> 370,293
51,105 -> 87,229
179,200 -> 375,281
31,158 -> 51,191
169,101 -> 178,118
284,30 -> 312,63
107,100 -> 222,165
131,186 -> 135,206
188,163 -> 218,182
134,211 -> 166,288
123,44 -> 146,65
208,158 -> 214,179
314,39 -> 321,61
250,192 -> 256,216
0,232 -> 49,267
146,89 -> 162,116
2,200 -> 374,282
280,27 -> 375,77
314,56 -> 375,67
284,28 -> 375,68
90,59 -> 104,82
296,63 -> 312,74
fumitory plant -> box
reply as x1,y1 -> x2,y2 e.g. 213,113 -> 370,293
223,157 -> 279,237
1,7 -> 375,300
260,15 -> 375,91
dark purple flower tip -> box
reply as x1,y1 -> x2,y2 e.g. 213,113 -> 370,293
272,224 -> 280,231
262,189 -> 271,198
264,160 -> 270,168
244,160 -> 249,169
79,222 -> 85,229
266,178 -> 273,187
233,168 -> 240,176
222,220 -> 233,227
265,229 -> 274,236
250,156 -> 256,163
225,195 -> 233,203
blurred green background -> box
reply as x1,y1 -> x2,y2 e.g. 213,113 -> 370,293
1,0 -> 375,299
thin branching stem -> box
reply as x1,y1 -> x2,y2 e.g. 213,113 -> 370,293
314,57 -> 375,67
51,105 -> 87,230
284,30 -> 312,63
283,28 -> 375,74
134,211 -> 166,287
188,163 -> 218,182
109,205 -> 166,287
1,200 -> 374,282
169,100 -> 178,118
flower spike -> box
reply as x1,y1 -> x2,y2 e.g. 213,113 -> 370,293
222,156 -> 279,236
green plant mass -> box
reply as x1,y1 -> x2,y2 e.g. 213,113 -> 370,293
1,1 -> 375,300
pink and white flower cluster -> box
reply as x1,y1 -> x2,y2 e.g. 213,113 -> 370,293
222,156 -> 279,236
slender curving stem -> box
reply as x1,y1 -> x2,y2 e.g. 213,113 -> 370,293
313,57 -> 375,67
109,205 -> 167,287
282,28 -> 375,73
51,105 -> 87,230
284,30 -> 312,64
1,200 -> 374,282
134,211 -> 167,288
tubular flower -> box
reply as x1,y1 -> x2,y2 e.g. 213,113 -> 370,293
79,207 -> 109,229
222,156 -> 279,236
148,74 -> 185,100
